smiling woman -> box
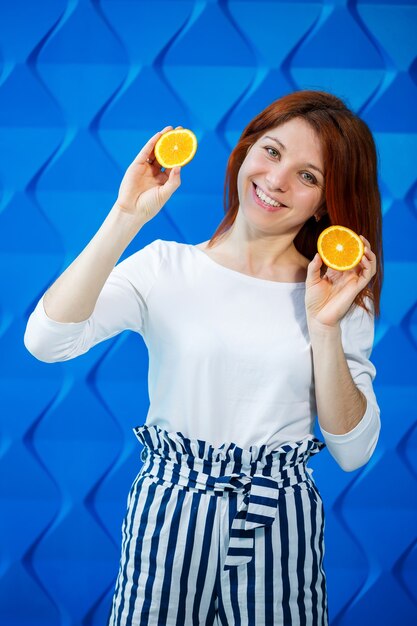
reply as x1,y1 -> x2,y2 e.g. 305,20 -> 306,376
209,90 -> 383,316
238,117 -> 325,233
24,90 -> 382,626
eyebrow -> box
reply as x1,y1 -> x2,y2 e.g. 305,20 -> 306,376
264,135 -> 324,178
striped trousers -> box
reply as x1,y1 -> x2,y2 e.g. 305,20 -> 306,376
107,424 -> 328,626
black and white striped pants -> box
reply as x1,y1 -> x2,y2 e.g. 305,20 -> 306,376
108,424 -> 328,625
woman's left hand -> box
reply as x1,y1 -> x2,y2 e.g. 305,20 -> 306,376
305,235 -> 377,329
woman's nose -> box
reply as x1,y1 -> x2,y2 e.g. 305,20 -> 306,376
265,165 -> 289,192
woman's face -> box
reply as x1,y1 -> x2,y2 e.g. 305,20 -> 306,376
237,117 -> 325,236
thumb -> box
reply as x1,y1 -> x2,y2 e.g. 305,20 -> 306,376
159,166 -> 181,203
306,253 -> 323,285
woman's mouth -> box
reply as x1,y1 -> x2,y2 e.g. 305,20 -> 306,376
252,183 -> 286,212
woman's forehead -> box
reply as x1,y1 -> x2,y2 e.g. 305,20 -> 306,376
258,118 -> 317,140
257,121 -> 323,155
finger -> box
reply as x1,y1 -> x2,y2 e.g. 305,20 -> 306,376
361,244 -> 377,273
358,235 -> 377,267
158,166 -> 181,204
363,248 -> 376,267
364,243 -> 376,258
132,126 -> 175,165
357,255 -> 376,288
159,125 -> 174,135
132,131 -> 163,165
306,253 -> 323,285
359,235 -> 373,252
360,252 -> 376,275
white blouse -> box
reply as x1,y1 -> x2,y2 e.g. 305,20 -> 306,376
24,239 -> 381,471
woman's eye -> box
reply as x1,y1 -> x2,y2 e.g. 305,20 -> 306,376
264,146 -> 279,158
301,171 -> 317,184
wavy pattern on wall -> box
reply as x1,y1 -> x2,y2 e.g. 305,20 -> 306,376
1,0 -> 416,624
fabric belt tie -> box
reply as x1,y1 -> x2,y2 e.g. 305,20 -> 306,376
135,436 -> 322,570
224,473 -> 281,569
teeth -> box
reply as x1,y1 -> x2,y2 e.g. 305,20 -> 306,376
255,185 -> 281,207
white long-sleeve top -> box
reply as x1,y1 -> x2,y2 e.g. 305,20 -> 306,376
24,239 -> 381,471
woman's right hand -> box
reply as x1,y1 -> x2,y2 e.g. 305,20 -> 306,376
115,125 -> 182,225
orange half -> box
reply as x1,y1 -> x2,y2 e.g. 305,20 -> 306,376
317,225 -> 364,271
154,128 -> 197,168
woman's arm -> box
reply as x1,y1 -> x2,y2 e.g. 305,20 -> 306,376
23,241 -> 163,362
43,205 -> 145,323
309,310 -> 381,472
305,236 -> 381,470
309,323 -> 367,435
41,126 -> 181,324
24,127 -> 182,361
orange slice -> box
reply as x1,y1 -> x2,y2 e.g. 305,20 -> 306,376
317,225 -> 364,271
154,128 -> 197,168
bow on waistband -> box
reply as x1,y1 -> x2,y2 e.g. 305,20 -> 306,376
224,474 -> 280,570
138,444 -> 318,571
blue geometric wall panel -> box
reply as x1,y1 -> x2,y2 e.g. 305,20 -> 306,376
1,0 -> 416,624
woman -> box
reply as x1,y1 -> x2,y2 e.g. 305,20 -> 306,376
24,90 -> 382,626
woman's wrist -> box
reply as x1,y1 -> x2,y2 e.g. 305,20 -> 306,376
110,201 -> 147,233
307,317 -> 341,340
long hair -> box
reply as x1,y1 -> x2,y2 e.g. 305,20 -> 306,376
208,90 -> 383,317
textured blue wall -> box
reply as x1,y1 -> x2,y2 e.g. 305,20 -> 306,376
1,0 -> 417,624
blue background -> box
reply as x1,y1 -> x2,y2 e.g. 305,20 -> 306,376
1,0 -> 417,624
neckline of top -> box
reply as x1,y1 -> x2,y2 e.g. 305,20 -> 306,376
187,244 -> 306,288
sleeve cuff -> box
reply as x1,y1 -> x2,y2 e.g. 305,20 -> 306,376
319,399 -> 381,471
24,295 -> 90,362
35,295 -> 90,329
319,397 -> 376,444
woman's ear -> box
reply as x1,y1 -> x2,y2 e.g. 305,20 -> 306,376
314,200 -> 327,222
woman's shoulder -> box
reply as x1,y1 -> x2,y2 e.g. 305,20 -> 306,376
194,240 -> 210,251
134,238 -> 185,256
137,238 -> 198,267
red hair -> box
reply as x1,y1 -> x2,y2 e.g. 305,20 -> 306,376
208,90 -> 383,317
